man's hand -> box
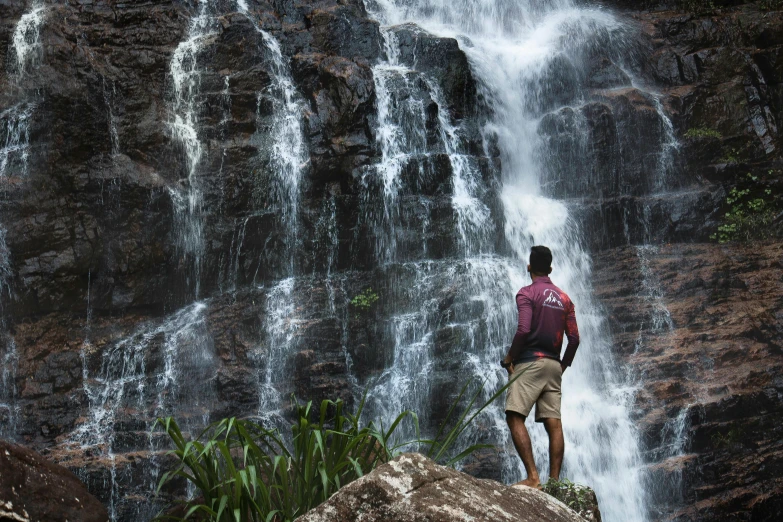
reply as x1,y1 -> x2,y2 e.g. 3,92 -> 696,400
506,362 -> 515,376
503,356 -> 514,376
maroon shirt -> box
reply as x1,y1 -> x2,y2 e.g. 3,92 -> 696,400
510,276 -> 580,366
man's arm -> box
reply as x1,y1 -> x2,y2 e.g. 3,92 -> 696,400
504,291 -> 532,368
560,302 -> 580,370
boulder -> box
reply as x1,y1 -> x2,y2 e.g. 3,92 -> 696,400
544,481 -> 602,522
298,452 -> 588,522
0,439 -> 108,522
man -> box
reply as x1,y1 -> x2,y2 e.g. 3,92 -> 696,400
501,245 -> 580,488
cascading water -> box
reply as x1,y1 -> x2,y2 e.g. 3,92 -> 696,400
0,227 -> 16,437
10,2 -> 45,78
1,1 -> 44,178
168,0 -> 218,299
359,1 -> 668,520
68,300 -> 216,520
235,1 -> 310,424
0,1 -> 46,440
103,77 -> 121,157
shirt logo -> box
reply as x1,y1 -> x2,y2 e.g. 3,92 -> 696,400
543,289 -> 565,310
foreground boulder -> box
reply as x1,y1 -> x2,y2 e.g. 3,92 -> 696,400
543,480 -> 602,522
0,440 -> 108,522
299,453 -> 589,522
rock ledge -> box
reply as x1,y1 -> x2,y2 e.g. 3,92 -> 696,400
299,452 -> 589,522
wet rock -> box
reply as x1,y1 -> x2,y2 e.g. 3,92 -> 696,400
544,482 -> 602,522
593,242 -> 783,521
587,57 -> 632,89
299,452 -> 587,522
0,439 -> 109,522
389,24 -> 478,120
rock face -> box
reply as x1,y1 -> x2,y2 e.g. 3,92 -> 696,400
0,439 -> 109,522
299,453 -> 587,522
593,242 -> 783,521
545,482 -> 603,522
0,0 -> 781,521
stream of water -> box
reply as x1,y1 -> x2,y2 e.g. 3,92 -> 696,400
360,1 -> 668,520
0,1 -> 693,520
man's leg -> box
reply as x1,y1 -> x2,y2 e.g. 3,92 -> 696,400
542,417 -> 564,480
506,411 -> 540,488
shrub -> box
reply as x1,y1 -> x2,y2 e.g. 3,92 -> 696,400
349,287 -> 379,313
684,127 -> 722,139
720,147 -> 740,164
711,425 -> 744,448
760,0 -> 783,11
678,0 -> 716,14
154,375 -> 520,521
711,173 -> 780,243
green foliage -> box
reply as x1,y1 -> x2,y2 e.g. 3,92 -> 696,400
684,126 -> 722,139
760,0 -> 783,11
678,0 -> 716,14
711,425 -> 744,448
720,147 -> 740,164
349,288 -> 379,313
154,375 -> 524,521
153,397 -> 394,522
543,478 -> 593,515
710,172 -> 779,243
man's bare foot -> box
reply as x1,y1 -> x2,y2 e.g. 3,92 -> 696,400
512,477 -> 541,489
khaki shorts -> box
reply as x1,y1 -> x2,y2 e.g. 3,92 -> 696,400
505,358 -> 562,422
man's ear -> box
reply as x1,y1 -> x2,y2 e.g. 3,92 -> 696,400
548,267 -> 553,275
527,264 -> 531,273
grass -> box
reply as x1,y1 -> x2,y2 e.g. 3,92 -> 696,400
153,374 -> 521,521
684,127 -> 722,139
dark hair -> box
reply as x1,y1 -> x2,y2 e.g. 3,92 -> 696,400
529,246 -> 552,274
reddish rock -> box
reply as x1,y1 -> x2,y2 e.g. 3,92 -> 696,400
593,242 -> 783,521
0,439 -> 108,522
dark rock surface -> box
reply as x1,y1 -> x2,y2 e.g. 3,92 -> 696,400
299,452 -> 588,522
0,438 -> 109,522
545,481 -> 603,522
593,242 -> 783,521
0,0 -> 781,521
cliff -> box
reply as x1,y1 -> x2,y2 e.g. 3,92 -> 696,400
0,0 -> 780,521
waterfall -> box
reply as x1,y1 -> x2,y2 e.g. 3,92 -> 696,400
168,0 -> 218,299
103,78 -> 121,157
1,1 -> 45,178
0,227 -> 16,436
361,1 -> 658,520
11,2 -> 45,78
235,1 -> 309,422
0,1 -> 47,439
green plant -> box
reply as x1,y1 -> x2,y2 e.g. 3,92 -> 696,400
711,425 -> 744,448
760,0 -> 783,11
350,288 -> 379,313
684,126 -> 722,139
710,173 -> 779,243
154,396 -> 397,522
678,0 -> 716,14
154,374 -> 525,521
543,478 -> 593,515
720,147 -> 740,164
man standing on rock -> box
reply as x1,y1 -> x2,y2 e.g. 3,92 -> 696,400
501,245 -> 580,488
